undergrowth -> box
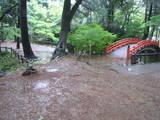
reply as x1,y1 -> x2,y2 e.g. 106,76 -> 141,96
0,51 -> 27,72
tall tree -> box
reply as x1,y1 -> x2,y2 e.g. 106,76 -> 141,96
52,0 -> 83,59
142,0 -> 160,39
16,11 -> 20,49
143,0 -> 153,39
19,0 -> 36,59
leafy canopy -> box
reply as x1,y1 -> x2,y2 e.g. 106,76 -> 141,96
28,0 -> 63,41
68,24 -> 116,54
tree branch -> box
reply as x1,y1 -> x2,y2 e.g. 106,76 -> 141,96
0,3 -> 18,21
68,0 -> 83,21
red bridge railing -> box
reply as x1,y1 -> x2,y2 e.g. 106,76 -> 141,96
105,38 -> 142,54
128,40 -> 159,57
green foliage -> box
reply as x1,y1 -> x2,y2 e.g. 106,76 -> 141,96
28,0 -> 62,42
0,26 -> 20,41
121,22 -> 144,39
114,1 -> 145,39
0,51 -> 26,72
0,0 -> 19,41
142,15 -> 160,27
68,24 -> 116,54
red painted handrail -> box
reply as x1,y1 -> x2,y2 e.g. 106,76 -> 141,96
128,40 -> 159,57
105,38 -> 141,54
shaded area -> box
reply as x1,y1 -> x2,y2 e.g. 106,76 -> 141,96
0,72 -> 6,77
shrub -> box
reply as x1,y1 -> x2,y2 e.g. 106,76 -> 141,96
68,24 -> 116,55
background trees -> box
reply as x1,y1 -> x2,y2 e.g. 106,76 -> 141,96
0,0 -> 160,57
0,0 -> 18,41
27,0 -> 62,42
143,0 -> 160,39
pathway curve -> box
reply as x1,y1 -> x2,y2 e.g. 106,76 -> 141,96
1,42 -> 55,63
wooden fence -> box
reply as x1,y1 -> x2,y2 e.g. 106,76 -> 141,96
0,46 -> 29,64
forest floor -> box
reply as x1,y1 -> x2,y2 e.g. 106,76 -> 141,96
0,42 -> 160,120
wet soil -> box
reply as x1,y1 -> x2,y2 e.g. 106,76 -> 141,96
0,56 -> 160,120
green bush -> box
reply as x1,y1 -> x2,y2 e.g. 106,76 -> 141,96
68,24 -> 116,54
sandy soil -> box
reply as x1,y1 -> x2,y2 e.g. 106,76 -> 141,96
0,55 -> 160,120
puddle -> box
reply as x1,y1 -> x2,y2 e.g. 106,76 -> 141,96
45,68 -> 59,73
34,81 -> 49,90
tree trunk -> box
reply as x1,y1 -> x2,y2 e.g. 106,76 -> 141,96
107,0 -> 115,32
149,26 -> 155,39
16,37 -> 20,49
52,20 -> 70,59
1,23 -> 4,42
143,2 -> 153,40
52,30 -> 68,59
52,0 -> 83,59
156,29 -> 159,40
19,0 -> 36,59
16,9 -> 20,49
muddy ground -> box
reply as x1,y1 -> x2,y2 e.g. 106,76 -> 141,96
0,55 -> 160,120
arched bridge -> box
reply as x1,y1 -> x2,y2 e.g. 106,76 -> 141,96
105,38 -> 160,64
128,40 -> 160,57
105,38 -> 142,54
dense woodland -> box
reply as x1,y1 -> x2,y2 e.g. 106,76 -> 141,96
0,0 -> 160,59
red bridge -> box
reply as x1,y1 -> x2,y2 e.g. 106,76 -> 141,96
105,38 -> 160,64
128,40 -> 159,56
105,38 -> 142,54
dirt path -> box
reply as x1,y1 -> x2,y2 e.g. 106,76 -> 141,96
1,42 -> 55,63
0,56 -> 160,120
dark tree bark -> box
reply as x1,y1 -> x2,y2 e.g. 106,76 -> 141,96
19,0 -> 36,59
15,7 -> 20,49
16,23 -> 20,49
0,23 -> 4,42
107,0 -> 115,32
52,0 -> 83,59
148,2 -> 159,39
143,1 -> 153,39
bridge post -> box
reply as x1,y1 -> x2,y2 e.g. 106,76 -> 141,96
126,45 -> 130,65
